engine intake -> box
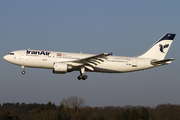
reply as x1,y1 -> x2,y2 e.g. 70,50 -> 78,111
53,62 -> 73,74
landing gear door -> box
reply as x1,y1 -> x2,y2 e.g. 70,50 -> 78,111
132,58 -> 137,67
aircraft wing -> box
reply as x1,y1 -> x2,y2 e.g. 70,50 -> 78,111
71,53 -> 112,71
151,58 -> 175,65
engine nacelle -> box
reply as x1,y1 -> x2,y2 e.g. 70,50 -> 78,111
53,63 -> 73,74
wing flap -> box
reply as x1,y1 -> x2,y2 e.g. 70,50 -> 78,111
85,66 -> 94,71
69,53 -> 112,68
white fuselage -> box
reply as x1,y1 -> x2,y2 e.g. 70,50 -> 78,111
4,50 -> 154,73
3,33 -> 175,80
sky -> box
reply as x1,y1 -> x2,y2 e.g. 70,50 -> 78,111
0,1 -> 180,107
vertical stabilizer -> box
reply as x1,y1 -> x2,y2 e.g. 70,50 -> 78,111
137,33 -> 175,60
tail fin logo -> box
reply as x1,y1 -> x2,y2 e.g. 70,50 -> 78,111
159,44 -> 169,53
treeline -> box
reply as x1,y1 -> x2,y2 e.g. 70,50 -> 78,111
0,102 -> 180,120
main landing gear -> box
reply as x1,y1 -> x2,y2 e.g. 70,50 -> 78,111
77,66 -> 88,80
78,75 -> 88,80
22,66 -> 26,75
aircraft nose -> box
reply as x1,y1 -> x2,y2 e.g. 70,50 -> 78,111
3,55 -> 9,61
3,55 -> 7,60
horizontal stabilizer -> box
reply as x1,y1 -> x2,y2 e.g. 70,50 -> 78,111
151,58 -> 175,65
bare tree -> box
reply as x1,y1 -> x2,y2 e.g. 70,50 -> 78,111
61,96 -> 85,108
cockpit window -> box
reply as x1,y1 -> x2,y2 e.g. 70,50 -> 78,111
9,53 -> 14,55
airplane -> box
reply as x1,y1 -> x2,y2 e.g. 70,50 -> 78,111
3,33 -> 176,80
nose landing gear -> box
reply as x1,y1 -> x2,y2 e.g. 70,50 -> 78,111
22,71 -> 26,74
22,66 -> 25,75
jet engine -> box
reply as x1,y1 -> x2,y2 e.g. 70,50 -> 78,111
53,62 -> 73,74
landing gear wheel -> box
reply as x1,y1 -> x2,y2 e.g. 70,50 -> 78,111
82,75 -> 88,80
21,66 -> 25,75
78,75 -> 83,80
22,71 -> 26,75
78,66 -> 88,80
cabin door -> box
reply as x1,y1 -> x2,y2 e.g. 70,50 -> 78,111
132,58 -> 137,67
